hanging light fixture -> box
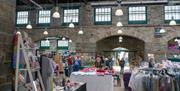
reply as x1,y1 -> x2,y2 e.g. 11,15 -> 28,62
119,36 -> 123,40
115,0 -> 123,16
69,20 -> 75,28
169,16 -> 176,26
26,21 -> 32,29
62,37 -> 66,40
119,39 -> 123,42
78,27 -> 84,35
43,31 -> 48,35
116,21 -> 123,27
159,28 -> 166,33
119,36 -> 123,42
117,29 -> 122,34
69,39 -> 72,43
53,6 -> 60,18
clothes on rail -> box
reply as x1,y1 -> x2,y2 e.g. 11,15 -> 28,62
128,69 -> 180,91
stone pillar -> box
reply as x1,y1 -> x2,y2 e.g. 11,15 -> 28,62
0,0 -> 16,90
145,41 -> 168,62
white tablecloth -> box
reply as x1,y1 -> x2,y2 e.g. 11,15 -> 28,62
70,73 -> 113,91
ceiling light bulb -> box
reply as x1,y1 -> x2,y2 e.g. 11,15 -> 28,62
169,20 -> 176,26
78,28 -> 84,35
119,36 -> 123,40
115,9 -> 123,16
117,29 -> 122,34
62,37 -> 66,40
159,28 -> 166,33
119,39 -> 122,42
53,7 -> 60,18
116,21 -> 123,27
69,22 -> 75,28
43,31 -> 48,35
26,21 -> 32,29
69,39 -> 72,43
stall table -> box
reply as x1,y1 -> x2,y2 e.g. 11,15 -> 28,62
70,72 -> 113,91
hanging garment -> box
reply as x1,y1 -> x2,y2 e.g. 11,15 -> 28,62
41,56 -> 53,91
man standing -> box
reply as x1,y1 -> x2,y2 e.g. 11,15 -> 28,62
67,54 -> 73,77
119,58 -> 125,74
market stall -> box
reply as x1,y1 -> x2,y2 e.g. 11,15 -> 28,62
70,68 -> 114,91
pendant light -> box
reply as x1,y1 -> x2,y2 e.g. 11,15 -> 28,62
78,27 -> 84,35
53,7 -> 60,18
26,21 -> 32,29
69,20 -> 75,28
43,31 -> 48,35
68,0 -> 75,28
115,0 -> 123,16
169,16 -> 176,26
117,29 -> 122,34
116,21 -> 123,27
119,36 -> 123,42
62,37 -> 66,40
69,39 -> 72,43
159,28 -> 166,33
52,0 -> 60,18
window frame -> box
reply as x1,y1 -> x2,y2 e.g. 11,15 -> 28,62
62,6 -> 80,26
37,10 -> 51,26
164,5 -> 180,24
93,7 -> 112,25
16,11 -> 29,26
128,6 -> 147,24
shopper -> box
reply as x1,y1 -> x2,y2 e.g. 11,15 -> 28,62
95,55 -> 103,68
106,57 -> 113,69
73,56 -> 81,71
67,54 -> 73,77
119,58 -> 125,74
148,58 -> 155,68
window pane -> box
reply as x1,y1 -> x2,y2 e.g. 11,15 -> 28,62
16,11 -> 28,24
38,10 -> 51,24
128,6 -> 146,22
165,5 -> 180,21
63,8 -> 79,23
95,7 -> 111,23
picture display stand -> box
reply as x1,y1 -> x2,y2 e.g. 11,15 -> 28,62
14,32 -> 45,91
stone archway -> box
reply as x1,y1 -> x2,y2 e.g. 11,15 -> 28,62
96,35 -> 145,59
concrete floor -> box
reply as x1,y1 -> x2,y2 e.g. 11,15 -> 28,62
113,74 -> 127,91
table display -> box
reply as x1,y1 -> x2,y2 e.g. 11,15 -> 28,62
70,68 -> 114,91
53,82 -> 86,91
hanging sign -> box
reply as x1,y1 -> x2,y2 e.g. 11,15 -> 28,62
57,40 -> 69,50
40,40 -> 50,49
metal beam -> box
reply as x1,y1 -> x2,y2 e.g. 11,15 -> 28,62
29,0 -> 43,9
90,0 -> 169,6
18,0 -> 30,5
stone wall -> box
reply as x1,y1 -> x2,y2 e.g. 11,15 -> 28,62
0,0 -> 16,90
16,1 -> 180,61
